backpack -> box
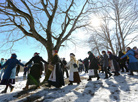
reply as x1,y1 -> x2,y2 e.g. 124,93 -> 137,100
134,51 -> 138,59
131,50 -> 138,59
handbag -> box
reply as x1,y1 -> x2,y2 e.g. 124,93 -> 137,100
88,69 -> 94,76
48,64 -> 54,71
73,63 -> 78,68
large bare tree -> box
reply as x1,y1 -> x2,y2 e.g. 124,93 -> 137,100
0,0 -> 92,61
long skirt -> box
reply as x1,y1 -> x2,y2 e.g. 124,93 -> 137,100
69,72 -> 81,83
48,64 -> 64,88
0,67 -> 16,85
27,63 -> 43,86
128,62 -> 138,71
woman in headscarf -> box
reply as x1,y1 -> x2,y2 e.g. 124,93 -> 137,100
0,53 -> 24,93
47,50 -> 65,88
87,51 -> 100,81
121,47 -> 138,75
23,52 -> 48,90
67,53 -> 81,85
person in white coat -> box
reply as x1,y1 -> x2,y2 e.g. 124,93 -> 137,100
67,53 -> 81,85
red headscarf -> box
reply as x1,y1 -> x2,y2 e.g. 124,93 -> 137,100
54,50 -> 58,53
107,51 -> 112,54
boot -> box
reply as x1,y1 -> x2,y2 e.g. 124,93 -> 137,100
97,76 -> 100,80
77,82 -> 80,85
87,76 -> 92,81
10,85 -> 14,92
68,82 -> 73,85
109,74 -> 112,77
23,85 -> 28,90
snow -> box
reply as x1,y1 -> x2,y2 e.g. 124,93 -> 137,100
1,71 -> 138,102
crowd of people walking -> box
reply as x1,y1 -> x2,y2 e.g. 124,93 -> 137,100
0,46 -> 138,93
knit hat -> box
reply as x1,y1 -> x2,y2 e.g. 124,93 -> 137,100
88,51 -> 92,54
70,53 -> 75,56
11,53 -> 17,59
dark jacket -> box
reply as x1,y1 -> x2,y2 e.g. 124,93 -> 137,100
25,55 -> 48,82
49,55 -> 65,87
62,59 -> 67,66
25,55 -> 48,66
109,54 -> 120,71
118,51 -> 127,65
88,53 -> 99,69
0,54 -> 24,79
83,58 -> 89,66
102,54 -> 109,68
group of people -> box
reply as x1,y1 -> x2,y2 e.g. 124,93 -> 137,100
0,46 -> 138,93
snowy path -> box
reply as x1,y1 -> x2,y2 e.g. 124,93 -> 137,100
0,72 -> 138,102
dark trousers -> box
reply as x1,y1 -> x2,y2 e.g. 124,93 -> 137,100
63,68 -> 69,78
120,63 -> 129,72
85,65 -> 88,73
104,67 -> 112,78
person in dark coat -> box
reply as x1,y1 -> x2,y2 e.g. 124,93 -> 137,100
121,47 -> 138,75
62,58 -> 69,78
23,52 -> 48,90
87,51 -> 100,81
118,51 -> 129,72
83,57 -> 89,73
108,51 -> 120,76
0,54 -> 24,93
47,50 -> 65,88
101,51 -> 112,79
16,60 -> 21,76
99,55 -> 104,73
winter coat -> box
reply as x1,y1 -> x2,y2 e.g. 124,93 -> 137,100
118,51 -> 127,65
109,54 -> 120,71
0,54 -> 24,79
102,54 -> 109,68
25,55 -> 48,82
88,53 -> 99,69
48,55 -> 64,88
67,60 -> 78,72
121,49 -> 138,63
83,58 -> 89,66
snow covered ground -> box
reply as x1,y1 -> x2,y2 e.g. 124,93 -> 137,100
0,71 -> 138,102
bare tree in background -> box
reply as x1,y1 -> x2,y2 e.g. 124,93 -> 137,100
88,0 -> 138,55
88,15 -> 116,54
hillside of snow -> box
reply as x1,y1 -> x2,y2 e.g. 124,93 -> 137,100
0,72 -> 138,102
